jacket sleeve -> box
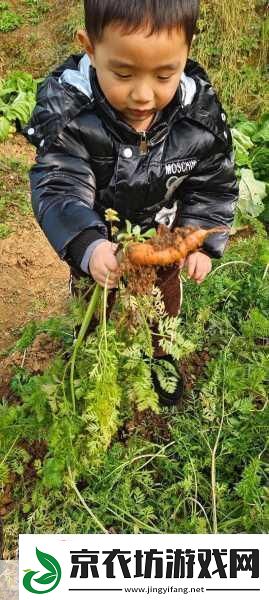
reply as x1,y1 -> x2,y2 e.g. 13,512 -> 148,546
28,129 -> 107,262
176,145 -> 239,258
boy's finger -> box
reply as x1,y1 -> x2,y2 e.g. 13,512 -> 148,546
102,268 -> 120,284
186,254 -> 197,278
98,280 -> 118,289
193,263 -> 204,281
104,257 -> 120,273
195,265 -> 211,284
96,272 -> 119,288
196,274 -> 206,284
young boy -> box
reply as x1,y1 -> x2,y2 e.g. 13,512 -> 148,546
23,0 -> 238,406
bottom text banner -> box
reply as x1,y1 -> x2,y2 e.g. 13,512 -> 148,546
19,534 -> 268,600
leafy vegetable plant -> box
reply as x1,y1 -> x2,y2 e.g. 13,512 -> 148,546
232,113 -> 269,223
0,71 -> 42,141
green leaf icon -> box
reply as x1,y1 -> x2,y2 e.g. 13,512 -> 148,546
34,573 -> 56,585
35,548 -> 59,577
23,548 -> 61,594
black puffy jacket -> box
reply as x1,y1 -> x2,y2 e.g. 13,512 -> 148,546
23,53 -> 239,271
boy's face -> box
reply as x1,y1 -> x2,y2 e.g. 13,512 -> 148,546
78,24 -> 189,132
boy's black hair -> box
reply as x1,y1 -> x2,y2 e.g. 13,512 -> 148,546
84,0 -> 200,48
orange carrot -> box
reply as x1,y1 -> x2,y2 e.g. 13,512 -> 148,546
174,227 -> 227,261
127,245 -> 183,266
126,226 -> 227,266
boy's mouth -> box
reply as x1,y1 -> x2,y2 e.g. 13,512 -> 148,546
127,109 -> 155,118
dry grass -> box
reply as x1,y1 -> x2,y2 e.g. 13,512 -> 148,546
192,0 -> 268,117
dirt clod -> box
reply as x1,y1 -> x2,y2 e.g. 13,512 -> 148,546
122,408 -> 171,444
180,350 -> 210,390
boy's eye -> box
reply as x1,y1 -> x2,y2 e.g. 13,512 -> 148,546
114,73 -> 173,80
115,73 -> 131,79
158,75 -> 173,81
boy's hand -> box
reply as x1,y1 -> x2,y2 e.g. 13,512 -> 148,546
179,251 -> 212,284
89,241 -> 120,289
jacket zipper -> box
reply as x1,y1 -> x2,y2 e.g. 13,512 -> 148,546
139,131 -> 148,154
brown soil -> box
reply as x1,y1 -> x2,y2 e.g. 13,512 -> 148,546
0,473 -> 17,518
120,408 -> 171,444
180,349 -> 210,390
0,135 -> 69,355
20,438 -> 48,484
0,222 -> 69,351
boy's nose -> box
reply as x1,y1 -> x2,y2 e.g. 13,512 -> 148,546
130,83 -> 154,106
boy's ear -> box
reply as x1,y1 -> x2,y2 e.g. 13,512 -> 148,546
76,29 -> 96,66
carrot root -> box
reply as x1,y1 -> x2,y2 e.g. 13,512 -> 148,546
126,226 -> 228,266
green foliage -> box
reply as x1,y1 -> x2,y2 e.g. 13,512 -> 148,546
151,359 -> 178,394
1,224 -> 268,551
117,220 -> 156,244
252,147 -> 269,182
232,113 -> 269,224
1,281 -> 179,495
0,71 -> 43,141
124,356 -> 159,412
0,222 -> 11,238
13,316 -> 73,351
240,306 -> 269,338
0,5 -> 23,32
238,169 -> 267,218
